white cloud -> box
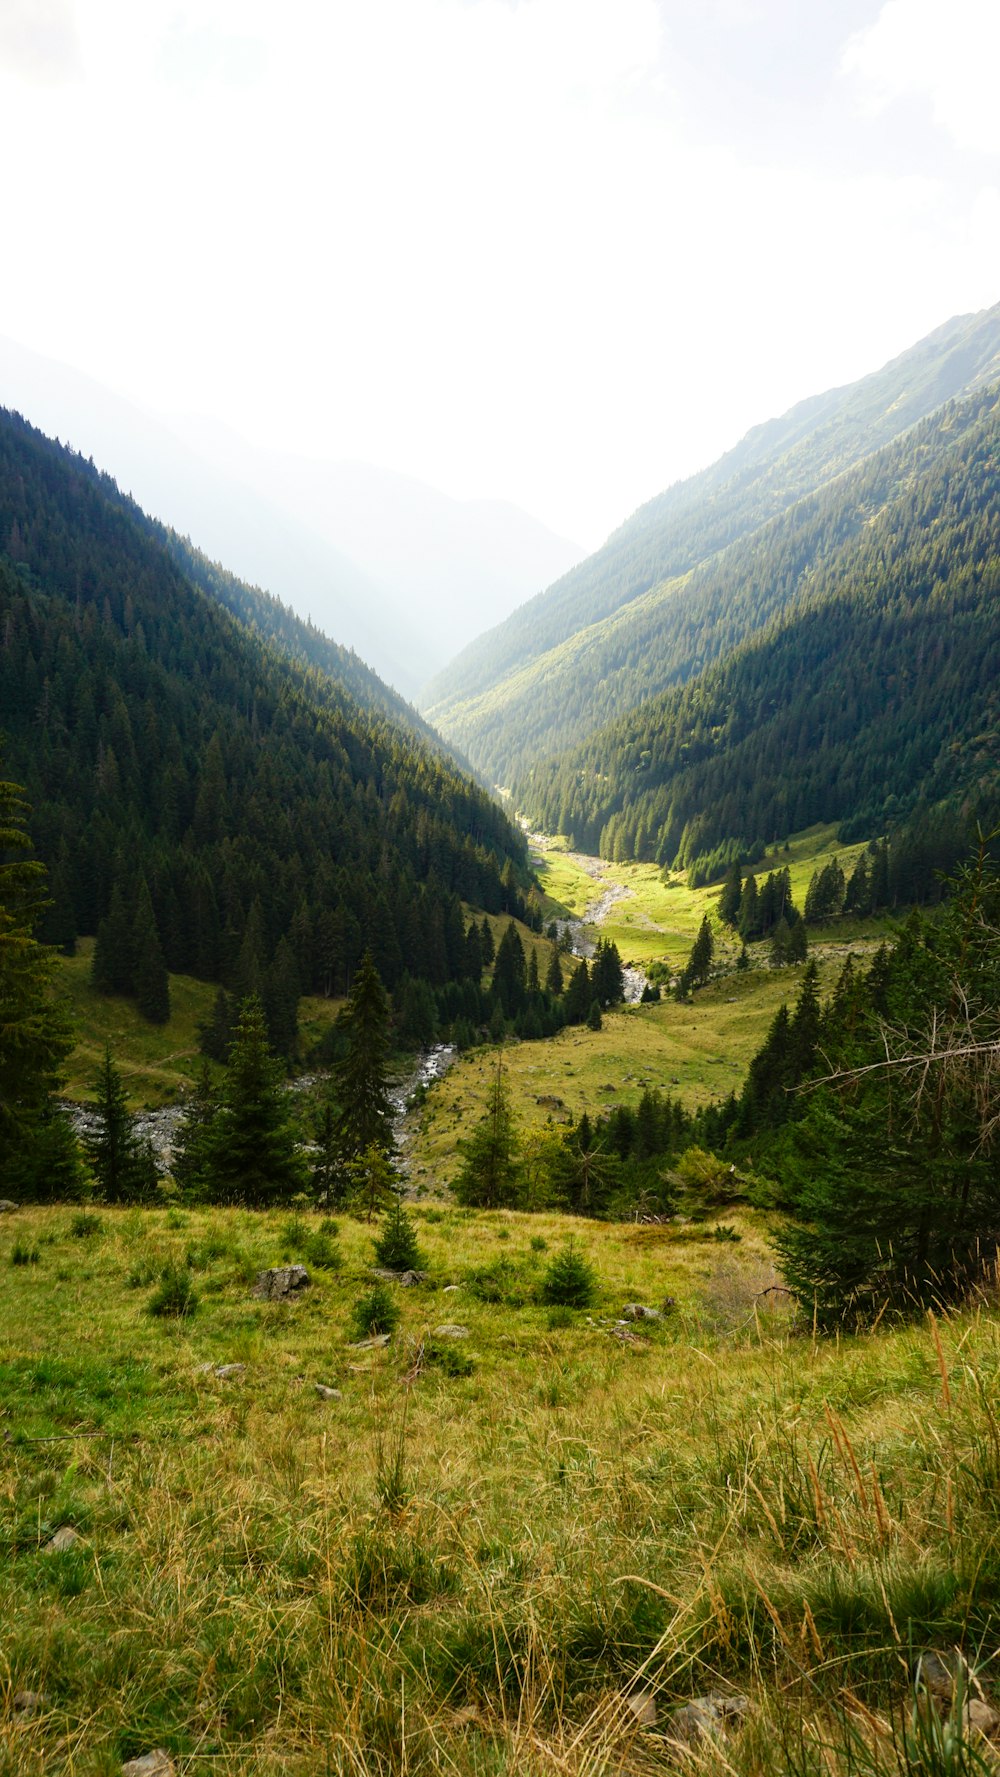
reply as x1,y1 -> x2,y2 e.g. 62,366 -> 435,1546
843,0 -> 1000,155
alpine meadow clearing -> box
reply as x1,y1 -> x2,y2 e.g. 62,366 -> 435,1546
5,1198 -> 1000,1775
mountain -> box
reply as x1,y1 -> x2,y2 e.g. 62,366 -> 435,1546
170,418 -> 584,689
0,336 -> 582,694
425,300 -> 1000,782
515,382 -> 1000,870
0,406 -> 530,1014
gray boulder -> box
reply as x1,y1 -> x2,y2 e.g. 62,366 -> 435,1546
251,1265 -> 310,1301
44,1526 -> 81,1554
667,1694 -> 749,1745
122,1753 -> 176,1777
0,1199 -> 18,1213
432,1324 -> 470,1339
314,1383 -> 343,1401
622,1303 -> 661,1322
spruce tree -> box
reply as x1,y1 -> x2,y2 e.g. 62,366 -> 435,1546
545,945 -> 564,996
453,1054 -> 520,1208
87,1048 -> 158,1203
91,883 -> 133,995
202,997 -> 308,1206
132,879 -> 171,1025
718,861 -> 743,926
0,766 -> 75,1195
171,1064 -> 220,1201
330,949 -> 395,1162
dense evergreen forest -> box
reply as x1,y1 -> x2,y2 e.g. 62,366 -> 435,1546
425,302 -> 1000,777
0,409 -> 531,1026
515,387 -> 1000,871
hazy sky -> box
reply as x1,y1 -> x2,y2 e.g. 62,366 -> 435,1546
1,0 -> 998,547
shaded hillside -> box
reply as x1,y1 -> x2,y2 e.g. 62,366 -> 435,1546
515,389 -> 1000,864
0,409 -> 529,1009
426,301 -> 1000,779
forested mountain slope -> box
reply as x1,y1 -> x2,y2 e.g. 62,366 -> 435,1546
0,408 -> 529,1003
425,301 -> 1000,780
515,387 -> 1000,866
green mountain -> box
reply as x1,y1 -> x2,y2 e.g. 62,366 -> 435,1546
0,407 -> 529,1014
515,383 -> 1000,866
425,301 -> 1000,782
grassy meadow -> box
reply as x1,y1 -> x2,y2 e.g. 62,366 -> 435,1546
4,1200 -> 1000,1774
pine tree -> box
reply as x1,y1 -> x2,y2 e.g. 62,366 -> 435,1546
373,1198 -> 425,1271
132,878 -> 170,1024
563,956 -> 591,1023
479,917 -> 495,967
198,987 -> 234,1063
545,945 -> 564,996
718,861 -> 743,926
91,883 -> 133,995
330,949 -> 395,1162
491,921 -> 527,1015
587,998 -> 603,1030
202,997 -> 308,1206
87,1048 -> 158,1203
453,1054 -> 520,1208
0,767 -> 75,1195
170,1064 -> 220,1201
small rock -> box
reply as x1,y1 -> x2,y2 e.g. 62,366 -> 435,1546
348,1333 -> 392,1350
667,1694 -> 749,1745
373,1268 -> 427,1286
432,1324 -> 470,1339
251,1265 -> 310,1301
622,1303 -> 662,1322
122,1752 -> 176,1777
608,1325 -> 641,1344
916,1650 -> 971,1702
963,1700 -> 1000,1737
44,1525 -> 81,1554
214,1364 -> 245,1380
314,1384 -> 343,1401
624,1688 -> 657,1727
12,1690 -> 48,1716
0,1199 -> 18,1213
442,1284 -> 461,1294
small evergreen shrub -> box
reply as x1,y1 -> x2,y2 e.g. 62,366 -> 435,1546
466,1256 -> 527,1306
10,1242 -> 40,1267
318,1216 -> 340,1236
70,1212 -> 103,1239
303,1230 -> 341,1270
541,1243 -> 598,1309
349,1283 -> 400,1340
529,1235 -> 548,1253
372,1200 -> 424,1273
711,1224 -> 742,1243
148,1263 -> 199,1318
424,1339 -> 475,1378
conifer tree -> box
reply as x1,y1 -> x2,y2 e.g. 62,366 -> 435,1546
545,945 -> 564,996
0,766 -> 75,1196
202,996 -> 308,1206
587,998 -> 603,1030
479,917 -> 495,968
91,883 -> 133,995
132,878 -> 170,1024
330,949 -> 395,1162
171,1064 -> 220,1201
563,956 -> 592,1024
87,1048 -> 158,1203
718,861 -> 743,926
453,1054 -> 520,1208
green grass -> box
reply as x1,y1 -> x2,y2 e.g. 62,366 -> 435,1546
534,822 -> 883,972
52,940 -> 345,1109
3,1201 -> 1000,1773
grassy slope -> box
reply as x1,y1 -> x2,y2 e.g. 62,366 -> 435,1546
3,1201 -> 999,1774
54,940 -> 345,1106
410,825 -> 889,1190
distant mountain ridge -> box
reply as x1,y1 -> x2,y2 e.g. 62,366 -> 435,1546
425,300 -> 1000,781
0,335 -> 582,695
515,381 -> 1000,867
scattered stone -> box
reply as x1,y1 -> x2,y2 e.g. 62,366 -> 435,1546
0,1199 -> 18,1213
622,1303 -> 662,1322
963,1700 -> 1000,1738
667,1694 -> 749,1745
251,1265 -> 310,1301
916,1650 -> 971,1702
214,1364 -> 245,1380
373,1268 -> 427,1286
44,1526 -> 81,1554
349,1333 -> 392,1351
608,1325 -> 642,1345
12,1690 -> 48,1716
314,1384 -> 343,1401
624,1688 -> 657,1727
122,1752 -> 176,1777
432,1324 -> 470,1339
442,1284 -> 461,1294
